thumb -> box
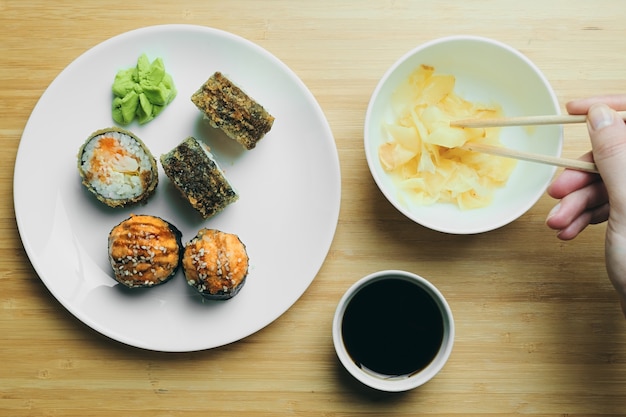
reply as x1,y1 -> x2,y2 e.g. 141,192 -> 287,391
587,103 -> 626,214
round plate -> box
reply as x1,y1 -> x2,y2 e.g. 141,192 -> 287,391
13,25 -> 341,352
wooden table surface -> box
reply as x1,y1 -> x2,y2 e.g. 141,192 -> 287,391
3,1 -> 626,415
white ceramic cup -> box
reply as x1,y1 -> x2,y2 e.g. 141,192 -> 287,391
332,270 -> 454,392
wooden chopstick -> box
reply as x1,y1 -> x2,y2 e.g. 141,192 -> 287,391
461,142 -> 599,174
451,110 -> 626,128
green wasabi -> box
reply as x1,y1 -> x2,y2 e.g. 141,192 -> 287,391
112,54 -> 177,125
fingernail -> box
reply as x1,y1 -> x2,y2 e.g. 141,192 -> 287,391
547,203 -> 561,221
588,104 -> 615,131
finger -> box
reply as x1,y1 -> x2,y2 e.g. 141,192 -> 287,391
547,152 -> 599,199
546,182 -> 608,230
554,203 -> 610,240
554,210 -> 593,240
587,104 -> 626,215
555,203 -> 610,240
566,94 -> 626,114
589,202 -> 611,225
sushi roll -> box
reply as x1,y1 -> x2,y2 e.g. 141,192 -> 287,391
78,127 -> 158,208
190,72 -> 275,150
183,228 -> 249,300
108,214 -> 183,288
160,136 -> 238,219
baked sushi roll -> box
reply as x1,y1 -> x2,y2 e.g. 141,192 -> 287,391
78,127 -> 158,208
108,214 -> 183,288
183,228 -> 249,300
190,72 -> 275,150
160,136 -> 238,219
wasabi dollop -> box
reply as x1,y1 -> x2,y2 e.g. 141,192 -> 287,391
112,54 -> 177,125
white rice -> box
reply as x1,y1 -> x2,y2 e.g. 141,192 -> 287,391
80,131 -> 154,200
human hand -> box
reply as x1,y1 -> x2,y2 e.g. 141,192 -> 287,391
546,95 -> 626,315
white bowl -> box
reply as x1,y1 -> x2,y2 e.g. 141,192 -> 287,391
332,270 -> 454,392
364,36 -> 562,234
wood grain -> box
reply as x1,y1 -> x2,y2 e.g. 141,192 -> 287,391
2,1 -> 626,416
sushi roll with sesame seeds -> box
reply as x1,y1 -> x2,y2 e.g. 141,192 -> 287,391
108,214 -> 183,288
78,127 -> 158,208
183,228 -> 249,300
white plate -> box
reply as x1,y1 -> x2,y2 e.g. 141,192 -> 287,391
13,25 -> 341,352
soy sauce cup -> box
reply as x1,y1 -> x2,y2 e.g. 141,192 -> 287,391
332,270 -> 454,392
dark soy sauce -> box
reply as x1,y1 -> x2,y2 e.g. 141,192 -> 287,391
341,278 -> 444,377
